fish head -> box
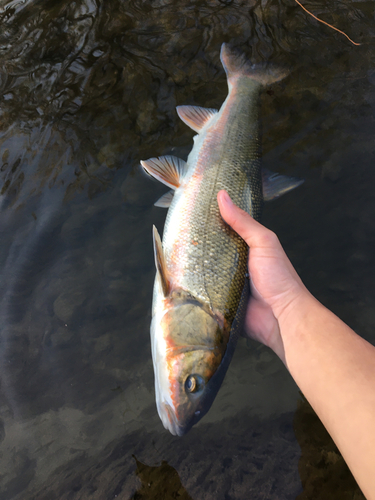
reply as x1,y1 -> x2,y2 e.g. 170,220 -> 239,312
151,296 -> 230,436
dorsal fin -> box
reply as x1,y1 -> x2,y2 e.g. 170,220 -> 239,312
141,156 -> 186,189
154,190 -> 174,208
152,225 -> 170,296
262,169 -> 304,201
176,106 -> 218,133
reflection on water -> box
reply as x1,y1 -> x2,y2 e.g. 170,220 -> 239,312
0,0 -> 374,498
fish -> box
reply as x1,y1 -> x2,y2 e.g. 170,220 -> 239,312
141,43 -> 303,436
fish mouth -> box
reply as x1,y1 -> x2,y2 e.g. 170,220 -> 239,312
159,402 -> 187,437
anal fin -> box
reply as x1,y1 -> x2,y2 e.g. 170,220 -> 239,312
176,106 -> 218,133
152,225 -> 170,297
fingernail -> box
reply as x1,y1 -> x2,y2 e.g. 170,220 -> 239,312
221,190 -> 233,206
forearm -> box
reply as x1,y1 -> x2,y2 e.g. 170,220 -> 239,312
216,191 -> 375,495
280,293 -> 375,499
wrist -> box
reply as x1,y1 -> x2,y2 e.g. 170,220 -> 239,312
276,288 -> 322,360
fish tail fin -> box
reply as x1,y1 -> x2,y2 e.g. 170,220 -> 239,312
220,43 -> 288,86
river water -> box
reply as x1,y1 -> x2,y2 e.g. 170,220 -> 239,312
0,0 -> 374,498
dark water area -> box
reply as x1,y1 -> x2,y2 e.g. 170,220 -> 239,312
0,0 -> 374,498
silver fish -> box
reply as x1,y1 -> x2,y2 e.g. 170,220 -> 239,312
141,44 -> 302,436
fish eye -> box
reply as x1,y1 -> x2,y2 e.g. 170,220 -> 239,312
185,374 -> 204,394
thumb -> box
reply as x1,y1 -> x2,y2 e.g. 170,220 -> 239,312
217,190 -> 278,250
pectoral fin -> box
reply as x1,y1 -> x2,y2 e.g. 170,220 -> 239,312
262,169 -> 304,201
177,106 -> 218,133
141,156 -> 187,189
152,225 -> 170,297
154,190 -> 174,208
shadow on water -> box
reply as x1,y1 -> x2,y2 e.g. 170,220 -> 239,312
131,455 -> 193,500
294,396 -> 365,500
0,0 -> 374,498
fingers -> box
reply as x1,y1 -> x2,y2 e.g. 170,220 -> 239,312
217,190 -> 278,249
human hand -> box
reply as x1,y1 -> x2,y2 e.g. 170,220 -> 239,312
217,190 -> 310,362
